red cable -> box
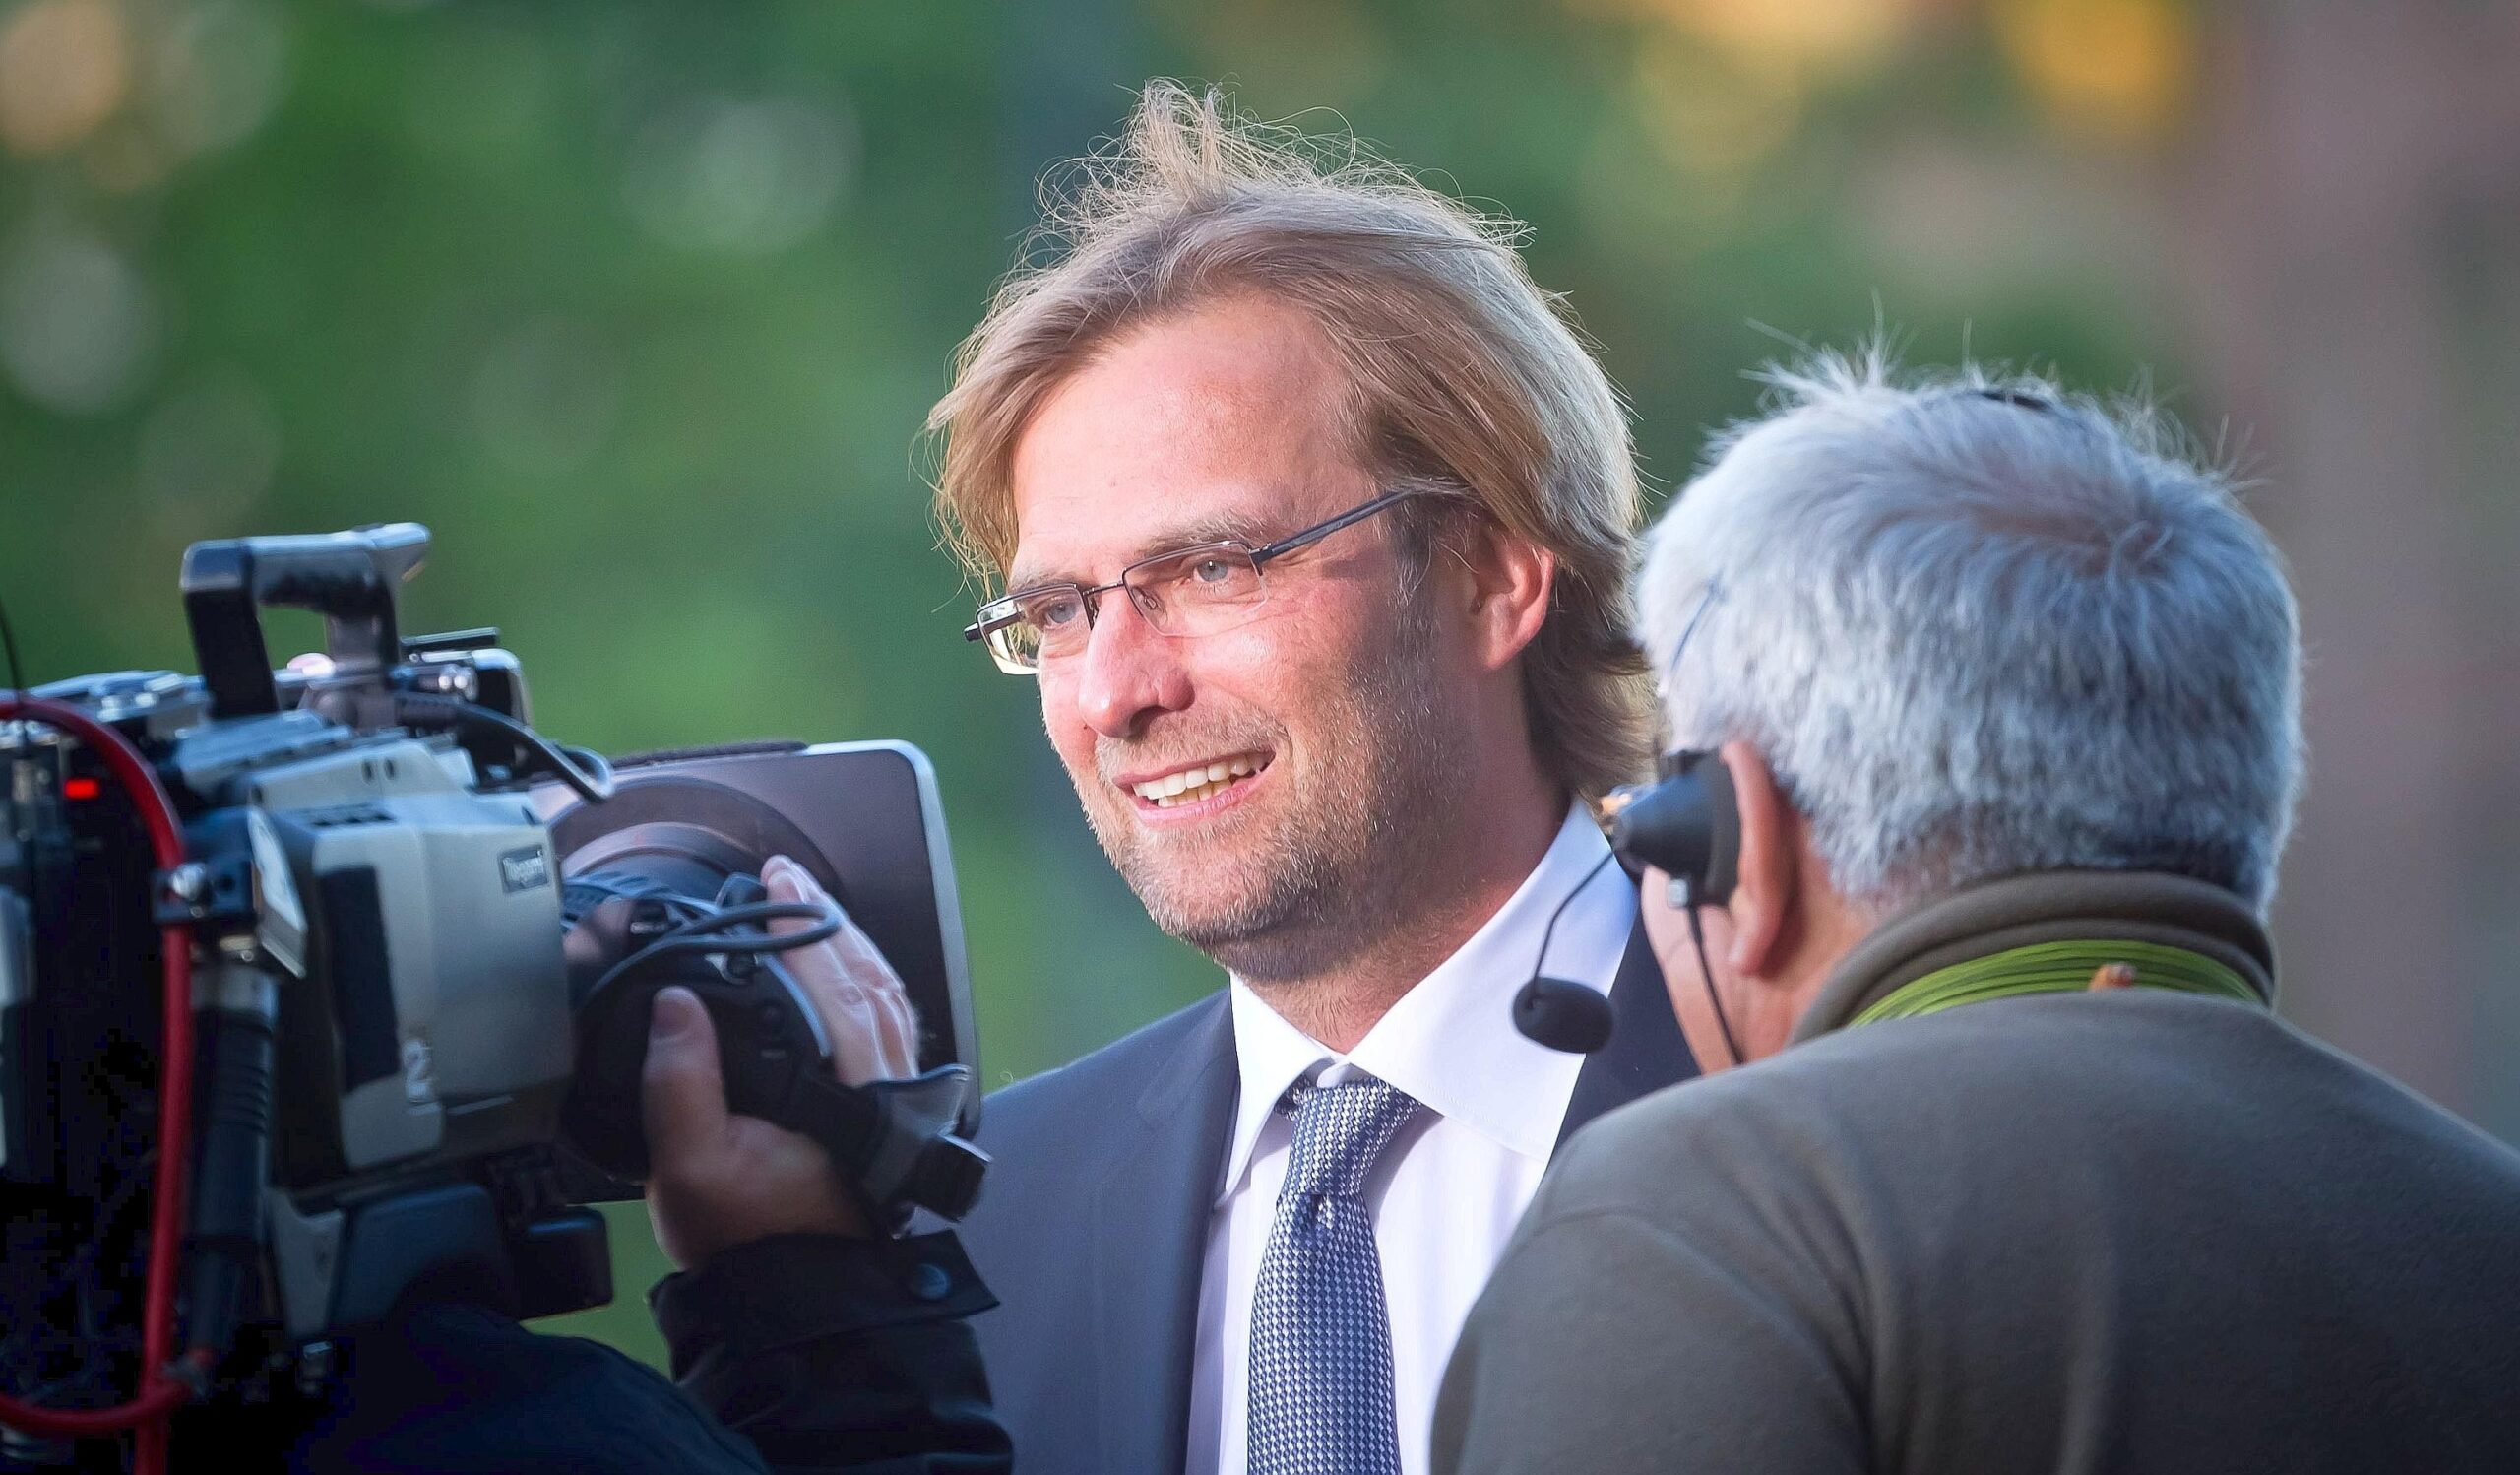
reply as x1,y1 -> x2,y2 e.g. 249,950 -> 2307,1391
0,695 -> 202,1470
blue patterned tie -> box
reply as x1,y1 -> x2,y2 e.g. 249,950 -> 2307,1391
1247,1074 -> 1422,1475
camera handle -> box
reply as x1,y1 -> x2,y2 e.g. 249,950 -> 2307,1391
181,523 -> 430,720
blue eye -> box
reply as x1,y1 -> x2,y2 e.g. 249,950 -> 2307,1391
1033,594 -> 1085,629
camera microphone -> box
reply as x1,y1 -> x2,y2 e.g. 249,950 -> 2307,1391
1512,849 -> 1619,1055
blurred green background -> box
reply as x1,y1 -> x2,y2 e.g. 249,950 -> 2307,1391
4,0 -> 2515,1365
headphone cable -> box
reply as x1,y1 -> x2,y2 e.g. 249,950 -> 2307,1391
1679,877 -> 1747,1067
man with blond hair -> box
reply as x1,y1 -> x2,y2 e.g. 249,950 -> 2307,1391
928,84 -> 1694,1475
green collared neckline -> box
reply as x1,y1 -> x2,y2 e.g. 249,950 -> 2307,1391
1848,938 -> 2263,1028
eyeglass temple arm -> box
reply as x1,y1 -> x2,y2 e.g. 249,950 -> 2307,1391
1249,488 -> 1423,566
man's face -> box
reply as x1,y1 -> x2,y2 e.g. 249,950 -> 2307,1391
1005,295 -> 1465,982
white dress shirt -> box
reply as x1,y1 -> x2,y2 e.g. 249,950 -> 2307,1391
1183,802 -> 1639,1475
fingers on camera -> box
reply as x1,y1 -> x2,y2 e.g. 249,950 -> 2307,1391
759,855 -> 921,1079
642,986 -> 730,1173
871,990 -> 919,1079
765,858 -> 914,999
763,856 -> 820,938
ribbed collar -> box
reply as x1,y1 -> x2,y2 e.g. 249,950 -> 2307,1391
1794,869 -> 2278,1045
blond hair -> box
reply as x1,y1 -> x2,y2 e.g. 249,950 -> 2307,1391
925,82 -> 1650,799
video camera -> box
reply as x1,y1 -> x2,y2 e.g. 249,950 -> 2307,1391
0,524 -> 983,1470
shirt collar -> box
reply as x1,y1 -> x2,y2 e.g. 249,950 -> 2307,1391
1216,802 -> 1636,1204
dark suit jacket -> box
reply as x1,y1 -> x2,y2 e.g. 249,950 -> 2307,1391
957,921 -> 1693,1475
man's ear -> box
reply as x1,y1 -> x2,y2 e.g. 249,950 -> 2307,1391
1452,522 -> 1555,673
1718,739 -> 1797,979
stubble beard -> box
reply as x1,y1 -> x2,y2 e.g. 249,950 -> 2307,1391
1074,608 -> 1463,986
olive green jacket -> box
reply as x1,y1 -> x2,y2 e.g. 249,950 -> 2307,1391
1434,870 -> 2520,1475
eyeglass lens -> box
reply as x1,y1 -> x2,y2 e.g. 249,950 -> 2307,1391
986,544 -> 1268,671
973,487 -> 1425,674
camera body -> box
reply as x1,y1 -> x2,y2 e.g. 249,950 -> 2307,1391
6,529 -> 599,1357
1,525 -> 981,1463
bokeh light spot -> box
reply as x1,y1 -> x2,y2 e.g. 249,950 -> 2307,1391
1587,0 -> 1907,81
1992,0 -> 2195,144
0,216 -> 158,415
1630,32 -> 1804,183
146,0 -> 290,159
137,366 -> 283,537
621,91 -> 858,257
0,0 -> 132,157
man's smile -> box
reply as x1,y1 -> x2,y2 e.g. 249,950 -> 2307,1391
1118,751 -> 1275,816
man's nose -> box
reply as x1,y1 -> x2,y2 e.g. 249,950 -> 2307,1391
1073,595 -> 1192,738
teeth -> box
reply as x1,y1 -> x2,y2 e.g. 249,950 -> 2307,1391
1133,755 -> 1265,806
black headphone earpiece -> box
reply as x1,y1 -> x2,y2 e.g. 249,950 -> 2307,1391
1510,752 -> 1746,1058
1606,747 -> 1751,1066
1609,749 -> 1738,907
1513,582 -> 1746,1059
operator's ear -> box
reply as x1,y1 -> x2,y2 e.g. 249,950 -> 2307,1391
1719,739 -> 1798,980
1452,520 -> 1555,673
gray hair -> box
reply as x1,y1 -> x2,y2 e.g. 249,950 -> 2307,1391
1638,349 -> 2304,914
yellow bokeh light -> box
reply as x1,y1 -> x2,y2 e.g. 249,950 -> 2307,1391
1991,0 -> 2196,143
1630,32 -> 1805,181
0,0 -> 131,157
1583,0 -> 1911,80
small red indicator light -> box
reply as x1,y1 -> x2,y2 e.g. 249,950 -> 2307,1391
62,776 -> 102,801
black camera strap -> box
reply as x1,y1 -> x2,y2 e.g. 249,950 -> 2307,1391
771,1064 -> 990,1229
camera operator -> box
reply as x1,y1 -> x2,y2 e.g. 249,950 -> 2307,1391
290,859 -> 1010,1475
1432,356 -> 2520,1473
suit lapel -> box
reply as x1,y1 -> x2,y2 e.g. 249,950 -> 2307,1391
1556,918 -> 1697,1151
1074,916 -> 1684,1467
1090,993 -> 1238,1475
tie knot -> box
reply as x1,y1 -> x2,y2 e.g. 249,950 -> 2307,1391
1276,1076 -> 1420,1201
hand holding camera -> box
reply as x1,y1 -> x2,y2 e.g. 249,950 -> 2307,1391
642,856 -> 925,1266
